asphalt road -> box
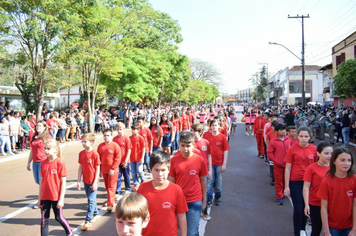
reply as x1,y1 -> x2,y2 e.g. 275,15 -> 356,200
1,116 -> 355,236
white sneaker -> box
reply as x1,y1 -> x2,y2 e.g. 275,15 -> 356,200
300,230 -> 307,236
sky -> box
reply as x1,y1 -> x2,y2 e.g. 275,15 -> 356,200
148,0 -> 356,95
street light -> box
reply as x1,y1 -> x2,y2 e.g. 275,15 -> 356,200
269,42 -> 306,107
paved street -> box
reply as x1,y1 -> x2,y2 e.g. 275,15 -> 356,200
1,116 -> 355,235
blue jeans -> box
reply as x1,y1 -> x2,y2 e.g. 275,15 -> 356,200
186,200 -> 202,236
117,163 -> 131,192
207,165 -> 222,201
290,181 -> 307,236
173,131 -> 180,151
342,127 -> 350,147
0,135 -> 11,155
152,146 -> 161,152
329,227 -> 352,236
84,183 -> 99,222
49,130 -> 55,138
143,152 -> 150,172
130,162 -> 145,186
33,161 -> 42,185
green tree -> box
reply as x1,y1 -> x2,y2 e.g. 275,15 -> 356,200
0,0 -> 72,119
333,59 -> 356,98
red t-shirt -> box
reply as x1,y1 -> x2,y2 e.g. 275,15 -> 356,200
284,143 -> 317,181
219,127 -> 228,137
317,175 -> 356,229
173,118 -> 181,132
129,135 -> 145,162
202,132 -> 230,166
168,153 -> 208,203
31,135 -> 52,162
266,131 -> 277,143
139,128 -> 153,153
113,135 -> 132,163
97,142 -> 121,174
188,114 -> 195,126
194,138 -> 211,172
174,148 -> 201,157
160,121 -> 174,134
150,126 -> 163,147
137,181 -> 188,236
40,157 -> 67,201
78,150 -> 101,185
303,162 -> 330,206
180,115 -> 189,130
46,118 -> 56,131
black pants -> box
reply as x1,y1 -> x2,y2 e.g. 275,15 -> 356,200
336,127 -> 344,143
310,204 -> 322,236
290,181 -> 307,236
40,200 -> 71,236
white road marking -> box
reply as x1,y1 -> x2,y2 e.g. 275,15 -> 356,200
0,182 -> 77,223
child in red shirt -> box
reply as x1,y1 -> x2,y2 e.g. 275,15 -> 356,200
203,119 -> 229,208
287,126 -> 298,146
138,151 -> 188,236
191,123 -> 212,221
149,117 -> 163,152
115,193 -> 150,236
284,127 -> 317,236
303,141 -> 332,236
180,108 -> 190,130
97,129 -> 121,212
172,110 -> 182,154
317,147 -> 356,236
130,124 -> 146,191
113,122 -> 132,194
38,139 -> 72,236
137,116 -> 153,173
77,133 -> 100,231
160,114 -> 175,156
168,131 -> 207,236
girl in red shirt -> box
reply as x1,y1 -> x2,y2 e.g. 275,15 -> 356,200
38,139 -> 72,236
159,114 -> 174,155
284,127 -> 317,236
172,110 -> 181,154
303,141 -> 332,236
149,117 -> 163,152
317,147 -> 356,236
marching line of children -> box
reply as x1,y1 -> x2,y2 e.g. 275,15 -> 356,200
31,107 -> 231,236
253,109 -> 356,236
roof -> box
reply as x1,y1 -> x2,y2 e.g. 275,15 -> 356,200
319,63 -> 332,71
289,65 -> 322,71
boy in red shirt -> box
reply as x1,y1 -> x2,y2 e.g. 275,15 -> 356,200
287,126 -> 298,146
191,123 -> 212,221
187,108 -> 195,126
202,119 -> 230,207
97,129 -> 121,212
113,122 -> 132,194
169,131 -> 207,236
253,110 -> 266,158
77,133 -> 100,230
137,116 -> 153,173
180,108 -> 190,130
267,124 -> 292,205
138,151 -> 188,236
130,123 -> 146,191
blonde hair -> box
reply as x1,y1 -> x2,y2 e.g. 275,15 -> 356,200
116,193 -> 148,221
116,122 -> 125,129
82,133 -> 96,143
44,139 -> 62,158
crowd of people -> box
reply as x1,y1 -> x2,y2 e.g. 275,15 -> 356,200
242,103 -> 356,236
21,101 -> 238,236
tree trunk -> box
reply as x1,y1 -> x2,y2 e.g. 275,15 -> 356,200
87,91 -> 94,133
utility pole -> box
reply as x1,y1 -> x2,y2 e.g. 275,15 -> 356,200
288,14 -> 309,107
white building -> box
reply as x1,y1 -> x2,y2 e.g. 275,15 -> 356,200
267,65 -> 323,105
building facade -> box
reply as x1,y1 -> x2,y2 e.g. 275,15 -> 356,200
332,31 -> 356,107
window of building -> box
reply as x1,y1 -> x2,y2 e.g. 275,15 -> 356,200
289,81 -> 311,93
336,53 -> 346,69
4,97 -> 25,110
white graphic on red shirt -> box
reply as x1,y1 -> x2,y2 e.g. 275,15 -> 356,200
308,155 -> 314,159
51,169 -> 57,174
121,142 -> 125,146
190,170 -> 197,175
216,142 -> 221,146
108,149 -> 113,153
162,202 -> 172,209
347,190 -> 354,197
87,159 -> 92,163
202,146 -> 207,151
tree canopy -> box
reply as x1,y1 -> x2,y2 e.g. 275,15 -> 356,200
333,59 -> 356,98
